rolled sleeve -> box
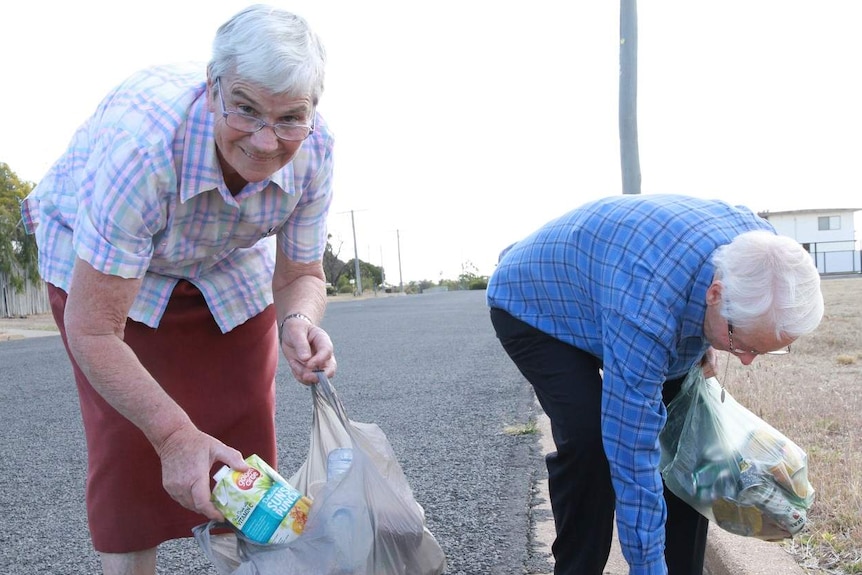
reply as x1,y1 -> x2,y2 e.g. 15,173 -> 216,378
278,124 -> 334,262
72,130 -> 166,279
19,197 -> 37,234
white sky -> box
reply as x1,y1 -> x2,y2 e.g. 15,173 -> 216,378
2,1 -> 860,284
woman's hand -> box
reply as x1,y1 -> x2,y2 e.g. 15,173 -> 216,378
700,347 -> 719,379
155,424 -> 249,521
280,317 -> 337,384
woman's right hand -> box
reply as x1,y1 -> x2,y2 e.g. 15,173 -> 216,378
155,424 -> 249,520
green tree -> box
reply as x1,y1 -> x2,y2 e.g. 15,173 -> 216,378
0,162 -> 39,291
438,260 -> 489,291
403,279 -> 436,294
344,258 -> 383,292
457,259 -> 489,290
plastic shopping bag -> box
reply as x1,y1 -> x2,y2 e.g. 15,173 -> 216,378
193,372 -> 446,575
659,366 -> 815,541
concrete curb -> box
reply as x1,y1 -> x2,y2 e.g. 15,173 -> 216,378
705,525 -> 806,575
0,328 -> 59,341
534,410 -> 806,575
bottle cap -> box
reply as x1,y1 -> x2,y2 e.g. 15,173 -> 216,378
213,465 -> 231,483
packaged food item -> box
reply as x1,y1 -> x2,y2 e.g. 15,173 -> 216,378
690,458 -> 740,503
211,454 -> 312,545
736,465 -> 808,537
711,498 -> 765,537
740,429 -> 812,500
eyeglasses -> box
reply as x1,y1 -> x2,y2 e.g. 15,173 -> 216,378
215,78 -> 314,141
727,322 -> 791,356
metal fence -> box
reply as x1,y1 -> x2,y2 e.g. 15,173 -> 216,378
807,240 -> 862,275
815,250 -> 861,275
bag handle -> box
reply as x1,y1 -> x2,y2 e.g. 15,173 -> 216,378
313,370 -> 356,441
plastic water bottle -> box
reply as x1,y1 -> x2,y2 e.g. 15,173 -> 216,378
327,448 -> 358,573
327,447 -> 354,481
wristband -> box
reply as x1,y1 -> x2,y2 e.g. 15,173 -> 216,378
278,313 -> 314,343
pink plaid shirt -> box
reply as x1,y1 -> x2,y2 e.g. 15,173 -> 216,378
21,63 -> 334,332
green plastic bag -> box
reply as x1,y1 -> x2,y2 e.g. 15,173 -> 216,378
659,366 -> 815,540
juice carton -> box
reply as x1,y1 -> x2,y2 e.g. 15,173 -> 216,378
211,454 -> 311,545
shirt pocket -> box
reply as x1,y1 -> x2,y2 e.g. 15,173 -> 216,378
229,193 -> 298,248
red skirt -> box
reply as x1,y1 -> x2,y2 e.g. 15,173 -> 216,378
49,281 -> 278,553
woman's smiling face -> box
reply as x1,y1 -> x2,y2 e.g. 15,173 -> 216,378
208,75 -> 315,193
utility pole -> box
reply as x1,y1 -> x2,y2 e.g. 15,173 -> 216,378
350,210 -> 362,295
620,0 -> 641,195
336,209 -> 367,296
379,245 -> 385,286
396,229 -> 404,293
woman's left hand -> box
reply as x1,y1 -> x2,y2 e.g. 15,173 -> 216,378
280,318 -> 337,384
700,347 -> 719,379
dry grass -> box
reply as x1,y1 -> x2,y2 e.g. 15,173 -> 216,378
718,277 -> 862,574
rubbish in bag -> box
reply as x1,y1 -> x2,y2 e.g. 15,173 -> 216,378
659,366 -> 815,541
327,447 -> 354,481
211,454 -> 312,545
194,371 -> 447,575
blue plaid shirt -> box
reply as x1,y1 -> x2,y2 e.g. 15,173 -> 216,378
486,194 -> 774,574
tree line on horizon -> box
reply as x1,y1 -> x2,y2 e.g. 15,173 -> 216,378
323,235 -> 488,295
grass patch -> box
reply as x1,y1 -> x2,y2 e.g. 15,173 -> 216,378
719,277 -> 862,574
504,419 -> 539,436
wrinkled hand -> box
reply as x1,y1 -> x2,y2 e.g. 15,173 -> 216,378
280,320 -> 337,384
155,425 -> 249,521
700,347 -> 719,379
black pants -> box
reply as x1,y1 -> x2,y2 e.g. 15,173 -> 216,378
490,308 -> 708,575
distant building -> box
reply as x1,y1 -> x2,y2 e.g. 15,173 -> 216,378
758,208 -> 862,274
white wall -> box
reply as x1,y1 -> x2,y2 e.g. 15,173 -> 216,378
764,210 -> 860,273
766,211 -> 856,246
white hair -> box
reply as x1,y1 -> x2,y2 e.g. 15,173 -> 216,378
208,4 -> 326,104
712,230 -> 824,338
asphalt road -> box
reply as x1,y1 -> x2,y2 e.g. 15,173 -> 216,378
0,291 -> 552,575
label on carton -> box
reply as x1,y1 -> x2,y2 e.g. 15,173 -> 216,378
211,454 -> 311,544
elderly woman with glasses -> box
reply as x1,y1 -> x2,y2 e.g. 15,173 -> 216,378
21,5 -> 335,573
487,194 -> 823,575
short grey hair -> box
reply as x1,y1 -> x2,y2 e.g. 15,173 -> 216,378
713,230 -> 824,338
208,4 -> 326,104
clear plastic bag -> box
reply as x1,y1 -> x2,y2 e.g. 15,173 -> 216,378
659,366 -> 815,541
194,372 -> 447,574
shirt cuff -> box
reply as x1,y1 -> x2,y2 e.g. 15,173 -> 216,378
627,556 -> 667,575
